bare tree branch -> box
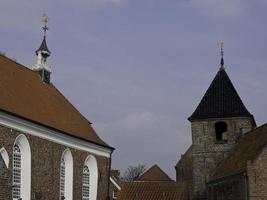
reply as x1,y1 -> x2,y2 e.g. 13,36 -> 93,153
122,164 -> 146,181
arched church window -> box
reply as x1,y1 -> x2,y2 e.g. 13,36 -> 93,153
215,121 -> 228,143
82,166 -> 90,200
0,147 -> 9,168
60,157 -> 66,199
13,144 -> 21,200
60,149 -> 73,200
12,134 -> 31,200
83,155 -> 98,200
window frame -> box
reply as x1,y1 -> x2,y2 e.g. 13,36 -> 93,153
59,149 -> 73,200
12,134 -> 31,200
82,166 -> 90,200
83,155 -> 98,200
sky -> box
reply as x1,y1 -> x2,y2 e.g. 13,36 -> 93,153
1,0 -> 267,178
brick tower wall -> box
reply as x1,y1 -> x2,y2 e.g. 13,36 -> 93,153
191,118 -> 253,200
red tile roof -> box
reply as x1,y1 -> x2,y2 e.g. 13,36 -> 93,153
118,165 -> 188,199
0,55 -> 111,148
211,123 -> 267,180
117,181 -> 188,200
137,165 -> 173,182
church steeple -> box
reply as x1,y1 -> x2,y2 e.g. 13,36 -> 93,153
189,46 -> 256,199
32,15 -> 51,84
188,43 -> 255,126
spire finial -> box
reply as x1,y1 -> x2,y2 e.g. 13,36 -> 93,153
42,14 -> 49,37
32,14 -> 52,84
217,42 -> 224,69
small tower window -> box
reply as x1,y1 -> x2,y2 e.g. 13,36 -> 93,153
215,121 -> 228,143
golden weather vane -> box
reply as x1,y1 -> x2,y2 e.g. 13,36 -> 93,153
41,14 -> 49,36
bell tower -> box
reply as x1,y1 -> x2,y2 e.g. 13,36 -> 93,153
32,15 -> 51,84
189,43 -> 256,199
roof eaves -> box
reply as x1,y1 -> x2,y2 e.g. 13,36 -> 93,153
0,108 -> 115,150
208,171 -> 246,184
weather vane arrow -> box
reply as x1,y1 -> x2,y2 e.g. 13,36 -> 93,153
217,42 -> 224,68
42,14 -> 49,36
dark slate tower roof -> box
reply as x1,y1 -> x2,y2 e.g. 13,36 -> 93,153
35,36 -> 51,55
188,67 -> 256,126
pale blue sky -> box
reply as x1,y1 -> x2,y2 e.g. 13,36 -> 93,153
1,0 -> 267,178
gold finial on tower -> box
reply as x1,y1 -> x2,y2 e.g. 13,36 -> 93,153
41,14 -> 49,36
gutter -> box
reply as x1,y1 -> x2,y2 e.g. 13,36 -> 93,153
106,150 -> 114,200
0,108 -> 115,151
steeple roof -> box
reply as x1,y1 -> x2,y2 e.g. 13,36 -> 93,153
35,36 -> 50,55
188,67 -> 255,125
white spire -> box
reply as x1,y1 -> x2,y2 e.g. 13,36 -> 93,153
32,15 -> 52,83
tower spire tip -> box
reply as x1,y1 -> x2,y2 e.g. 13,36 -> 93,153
41,14 -> 49,37
217,42 -> 224,70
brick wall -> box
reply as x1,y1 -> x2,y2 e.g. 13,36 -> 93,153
191,118 -> 253,200
247,145 -> 267,200
0,154 -> 11,200
175,146 -> 193,199
0,124 -> 111,200
207,172 -> 247,200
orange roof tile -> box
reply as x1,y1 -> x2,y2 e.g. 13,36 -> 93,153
137,165 -> 173,182
117,181 -> 188,200
0,55 -> 111,148
211,123 -> 267,180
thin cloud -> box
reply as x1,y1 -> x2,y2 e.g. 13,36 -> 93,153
63,0 -> 126,7
188,0 -> 248,17
0,0 -> 48,32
